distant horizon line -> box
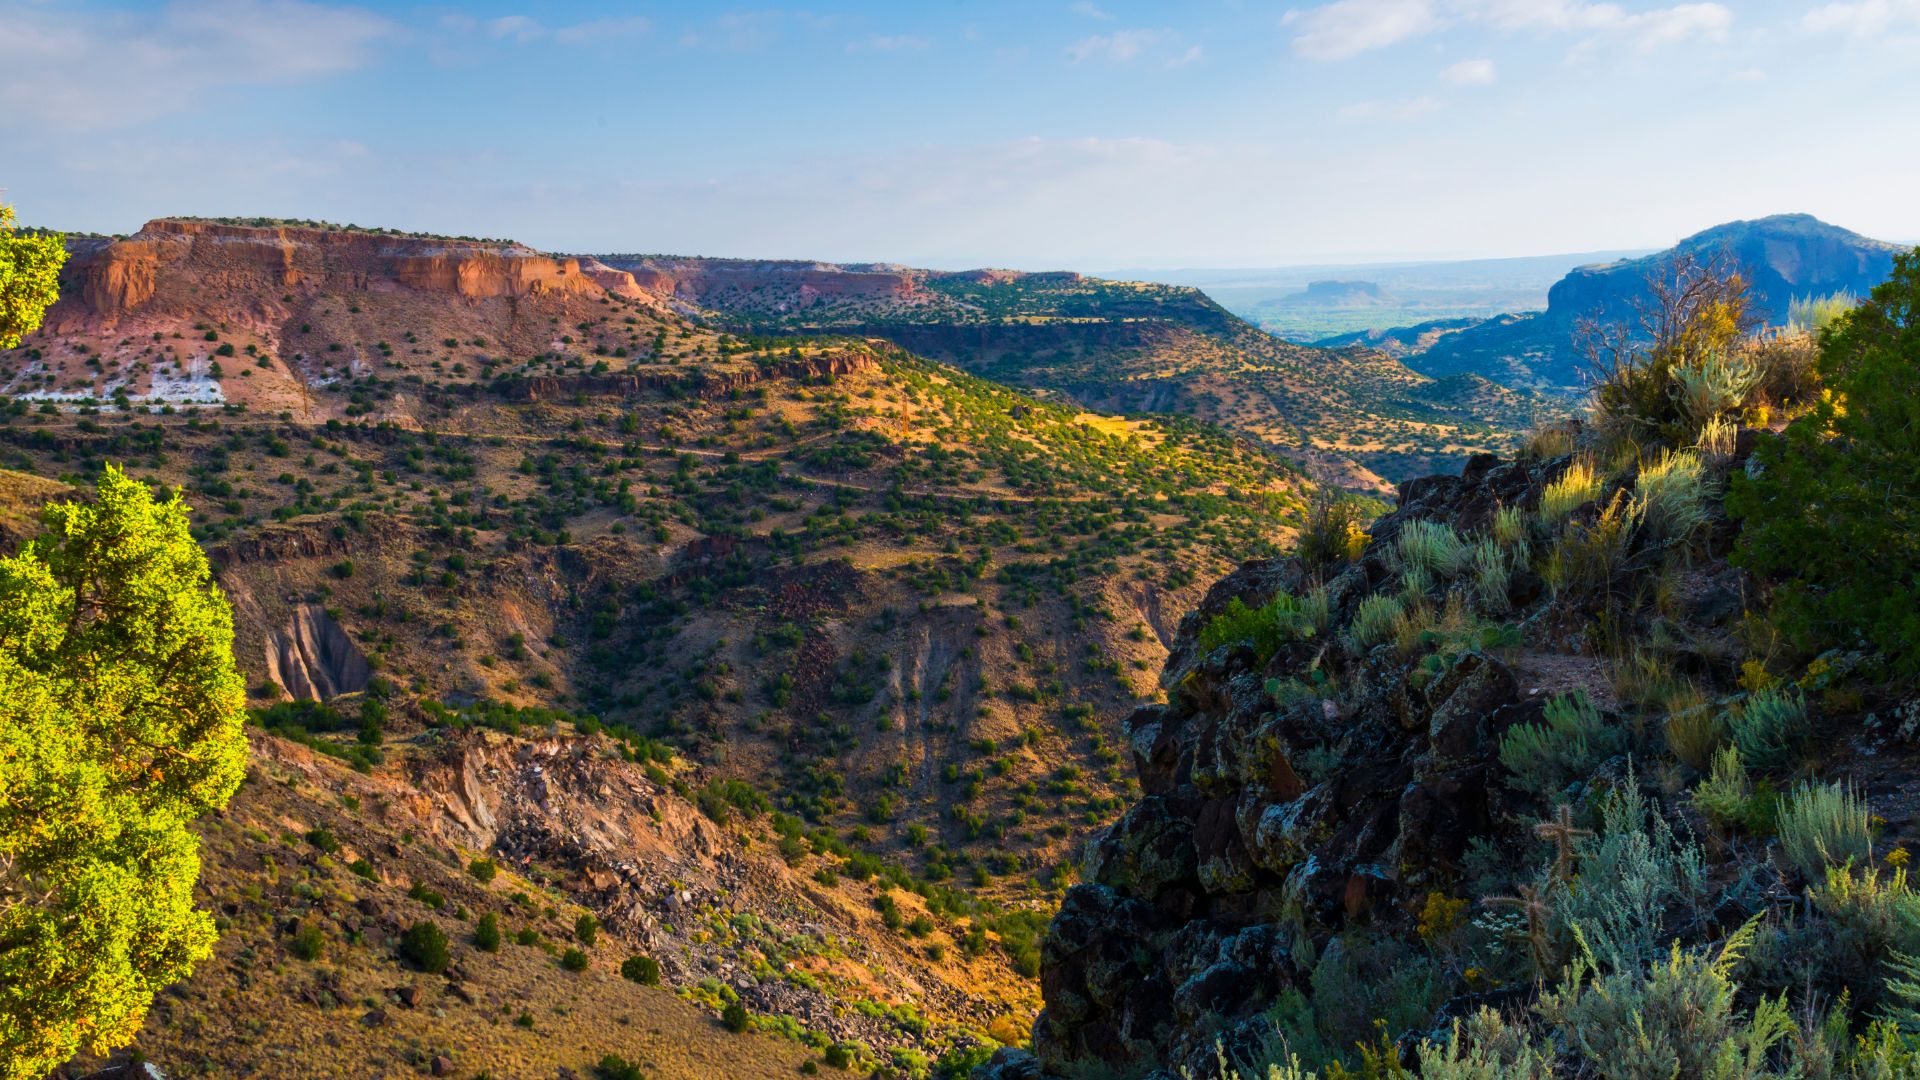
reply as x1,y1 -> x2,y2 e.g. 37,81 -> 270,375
23,211 -> 1916,280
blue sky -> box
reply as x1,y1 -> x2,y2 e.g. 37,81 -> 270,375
2,0 -> 1917,267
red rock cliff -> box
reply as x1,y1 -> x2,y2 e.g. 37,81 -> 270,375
69,219 -> 618,321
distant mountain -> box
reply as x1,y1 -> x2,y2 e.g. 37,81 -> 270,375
1264,280 -> 1396,308
1122,249 -> 1649,342
1312,314 -> 1508,358
1406,214 -> 1906,389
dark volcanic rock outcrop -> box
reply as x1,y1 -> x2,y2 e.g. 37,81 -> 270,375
1020,454 -> 1577,1080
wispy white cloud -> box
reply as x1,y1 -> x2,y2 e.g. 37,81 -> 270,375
1070,1 -> 1113,19
485,15 -> 542,42
678,11 -> 841,52
474,13 -> 651,45
1282,0 -> 1439,60
847,33 -> 930,52
0,0 -> 392,131
1283,0 -> 1733,59
1338,95 -> 1443,120
1440,57 -> 1497,83
552,17 -> 652,45
1067,27 -> 1200,65
1462,0 -> 1732,50
1801,0 -> 1920,36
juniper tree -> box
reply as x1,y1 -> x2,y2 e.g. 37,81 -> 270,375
1730,250 -> 1920,675
0,204 -> 67,349
0,466 -> 248,1078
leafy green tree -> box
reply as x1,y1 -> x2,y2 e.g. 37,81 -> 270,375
0,466 -> 247,1078
1731,250 -> 1920,675
0,204 -> 67,349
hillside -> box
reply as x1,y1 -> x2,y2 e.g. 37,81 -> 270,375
1403,214 -> 1903,388
603,258 -> 1552,492
992,442 -> 1920,1080
3,219 -> 1317,1077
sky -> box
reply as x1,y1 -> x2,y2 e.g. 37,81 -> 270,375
2,0 -> 1918,269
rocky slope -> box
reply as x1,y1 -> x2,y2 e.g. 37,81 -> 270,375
56,723 -> 1010,1079
985,434 -> 1920,1079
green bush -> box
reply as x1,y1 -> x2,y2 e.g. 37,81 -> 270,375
1386,519 -> 1473,580
400,920 -> 450,974
1417,1008 -> 1554,1080
1731,250 -> 1920,676
473,912 -> 501,952
1345,593 -> 1404,651
1633,449 -> 1713,544
1671,349 -> 1761,432
1549,781 -> 1709,976
621,954 -> 661,985
1811,864 -> 1920,1012
721,1000 -> 751,1032
1470,538 -> 1514,614
1777,780 -> 1873,881
467,857 -> 498,883
696,778 -> 770,825
1729,687 -> 1809,772
560,947 -> 589,972
574,913 -> 598,947
593,1054 -> 645,1080
1196,591 -> 1325,661
1267,934 -> 1444,1072
1536,918 -> 1791,1080
1497,692 -> 1624,800
289,921 -> 326,962
1689,746 -> 1772,836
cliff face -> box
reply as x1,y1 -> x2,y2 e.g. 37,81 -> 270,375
596,256 -> 927,308
68,219 -> 614,324
15,219 -> 693,419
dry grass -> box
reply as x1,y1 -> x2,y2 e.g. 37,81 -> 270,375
1539,458 -> 1604,528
